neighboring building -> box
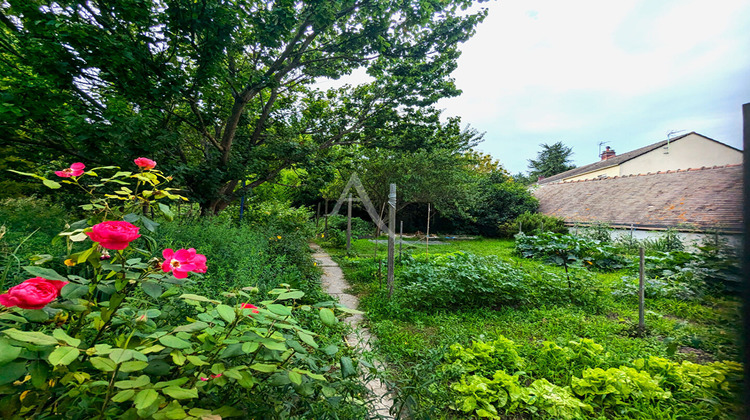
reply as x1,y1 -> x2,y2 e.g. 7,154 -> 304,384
532,133 -> 743,237
538,132 -> 742,185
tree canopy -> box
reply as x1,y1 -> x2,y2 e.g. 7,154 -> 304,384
1,0 -> 488,213
527,141 -> 575,181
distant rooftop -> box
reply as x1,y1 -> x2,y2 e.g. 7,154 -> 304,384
537,132 -> 741,185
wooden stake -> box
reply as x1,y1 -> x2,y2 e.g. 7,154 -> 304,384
346,193 -> 352,252
426,203 -> 431,257
638,247 -> 646,335
399,220 -> 403,261
387,184 -> 396,298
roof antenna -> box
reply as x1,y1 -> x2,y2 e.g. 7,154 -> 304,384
665,130 -> 685,154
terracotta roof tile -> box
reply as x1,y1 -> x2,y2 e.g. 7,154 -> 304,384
532,164 -> 743,232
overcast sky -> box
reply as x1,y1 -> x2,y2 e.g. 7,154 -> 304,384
435,0 -> 750,173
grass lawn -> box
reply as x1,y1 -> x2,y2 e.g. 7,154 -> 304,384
320,236 -> 743,419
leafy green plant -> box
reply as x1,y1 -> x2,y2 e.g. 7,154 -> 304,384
0,161 -> 366,419
498,211 -> 568,238
444,336 -> 524,375
515,232 -> 628,272
396,252 -> 529,310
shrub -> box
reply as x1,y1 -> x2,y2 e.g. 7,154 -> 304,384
0,161 -> 367,419
396,252 -> 529,310
515,232 -> 628,272
498,212 -> 568,238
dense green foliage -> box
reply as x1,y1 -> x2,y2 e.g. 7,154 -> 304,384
322,235 -> 742,419
1,0 -> 487,214
527,142 -> 576,180
0,169 -> 369,419
515,232 -> 628,272
498,211 -> 568,238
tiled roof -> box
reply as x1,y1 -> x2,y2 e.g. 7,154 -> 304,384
533,164 -> 743,232
537,132 -> 737,185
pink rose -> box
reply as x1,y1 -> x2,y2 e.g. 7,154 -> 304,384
241,303 -> 260,314
86,221 -> 141,250
0,277 -> 69,309
161,248 -> 207,279
134,158 -> 156,170
55,162 -> 85,178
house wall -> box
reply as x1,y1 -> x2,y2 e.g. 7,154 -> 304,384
563,165 -> 619,182
568,226 -> 742,251
619,133 -> 742,175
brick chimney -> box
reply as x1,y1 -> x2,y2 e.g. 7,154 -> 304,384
600,146 -> 616,160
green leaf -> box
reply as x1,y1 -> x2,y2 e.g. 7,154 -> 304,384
112,389 -> 135,403
335,305 -> 364,315
259,339 -> 287,352
241,342 -> 259,354
186,355 -> 207,366
3,328 -> 58,346
22,309 -> 49,322
141,281 -> 163,299
216,304 -> 236,324
0,362 -> 26,385
53,328 -> 81,347
120,361 -> 149,372
319,308 -> 336,326
159,335 -> 192,349
140,216 -> 159,233
340,357 -> 357,378
288,370 -> 302,386
153,377 -> 189,390
134,388 -> 159,410
48,347 -> 79,366
115,375 -> 151,389
250,363 -> 277,373
161,386 -> 198,400
21,266 -> 67,281
173,321 -> 209,333
90,357 -> 117,372
179,294 -> 219,304
61,283 -> 88,300
277,291 -> 304,300
0,339 -> 22,366
109,349 -> 134,363
296,331 -> 318,349
157,203 -> 174,221
42,179 -> 61,189
267,304 -> 292,316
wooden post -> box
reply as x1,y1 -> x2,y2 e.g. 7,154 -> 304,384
387,184 -> 396,297
399,220 -> 403,261
315,202 -> 321,227
346,193 -> 352,252
638,247 -> 646,335
324,200 -> 329,237
426,203 -> 431,257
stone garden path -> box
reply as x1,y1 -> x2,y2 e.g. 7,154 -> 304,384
309,243 -> 394,419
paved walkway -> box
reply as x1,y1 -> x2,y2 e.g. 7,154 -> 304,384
310,243 -> 394,419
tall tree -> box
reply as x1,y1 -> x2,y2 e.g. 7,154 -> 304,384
527,142 -> 575,180
0,0 -> 488,214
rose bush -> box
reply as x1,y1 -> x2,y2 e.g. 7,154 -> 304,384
0,277 -> 68,309
0,161 -> 368,419
85,220 -> 142,250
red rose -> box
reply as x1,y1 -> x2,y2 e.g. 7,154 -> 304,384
161,248 -> 207,279
0,277 -> 69,309
55,162 -> 85,178
86,221 -> 141,250
134,157 -> 156,170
